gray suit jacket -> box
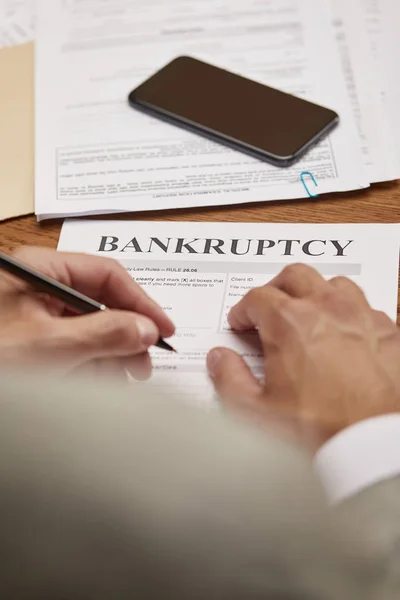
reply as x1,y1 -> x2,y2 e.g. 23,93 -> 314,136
0,372 -> 398,599
339,476 -> 400,598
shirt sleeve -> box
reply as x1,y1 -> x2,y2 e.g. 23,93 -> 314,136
314,414 -> 400,505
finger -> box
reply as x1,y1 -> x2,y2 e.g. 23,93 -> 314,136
268,264 -> 328,298
228,286 -> 290,332
328,276 -> 369,306
50,310 -> 160,367
123,352 -> 152,381
371,309 -> 397,328
12,247 -> 175,338
207,347 -> 262,405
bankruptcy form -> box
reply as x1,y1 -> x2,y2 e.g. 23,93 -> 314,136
58,221 -> 400,408
35,0 -> 368,220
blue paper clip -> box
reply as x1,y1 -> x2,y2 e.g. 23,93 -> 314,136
300,171 -> 318,198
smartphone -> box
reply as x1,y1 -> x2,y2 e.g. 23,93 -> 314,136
128,56 -> 339,168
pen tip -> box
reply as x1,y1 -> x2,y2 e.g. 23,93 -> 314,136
156,338 -> 177,353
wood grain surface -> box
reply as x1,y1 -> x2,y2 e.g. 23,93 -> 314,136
0,181 -> 399,320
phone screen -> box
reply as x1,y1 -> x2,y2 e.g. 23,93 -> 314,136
128,57 -> 339,166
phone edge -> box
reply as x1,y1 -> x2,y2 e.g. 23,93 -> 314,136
128,93 -> 339,168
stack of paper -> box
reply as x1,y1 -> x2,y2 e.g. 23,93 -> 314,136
27,0 -> 400,219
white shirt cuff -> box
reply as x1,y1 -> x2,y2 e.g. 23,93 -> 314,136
314,414 -> 400,505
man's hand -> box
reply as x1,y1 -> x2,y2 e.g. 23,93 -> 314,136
207,265 -> 400,450
0,247 -> 175,378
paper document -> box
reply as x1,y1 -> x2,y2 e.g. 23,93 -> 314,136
357,0 -> 400,168
35,0 -> 368,220
58,221 -> 400,408
0,0 -> 35,48
331,0 -> 399,182
376,0 -> 400,169
362,0 -> 383,62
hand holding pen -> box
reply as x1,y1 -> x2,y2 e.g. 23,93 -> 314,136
0,247 -> 176,378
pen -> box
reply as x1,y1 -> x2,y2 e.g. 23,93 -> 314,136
0,251 -> 176,353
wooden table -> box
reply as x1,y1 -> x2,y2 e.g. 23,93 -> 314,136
0,181 -> 399,321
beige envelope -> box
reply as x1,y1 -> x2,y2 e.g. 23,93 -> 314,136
0,42 -> 34,221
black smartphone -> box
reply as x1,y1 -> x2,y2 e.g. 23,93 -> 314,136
128,56 -> 339,168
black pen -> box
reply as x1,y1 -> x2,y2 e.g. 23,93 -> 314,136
0,251 -> 176,353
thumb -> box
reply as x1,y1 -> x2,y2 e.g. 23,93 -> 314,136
207,347 -> 263,407
53,310 -> 160,367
